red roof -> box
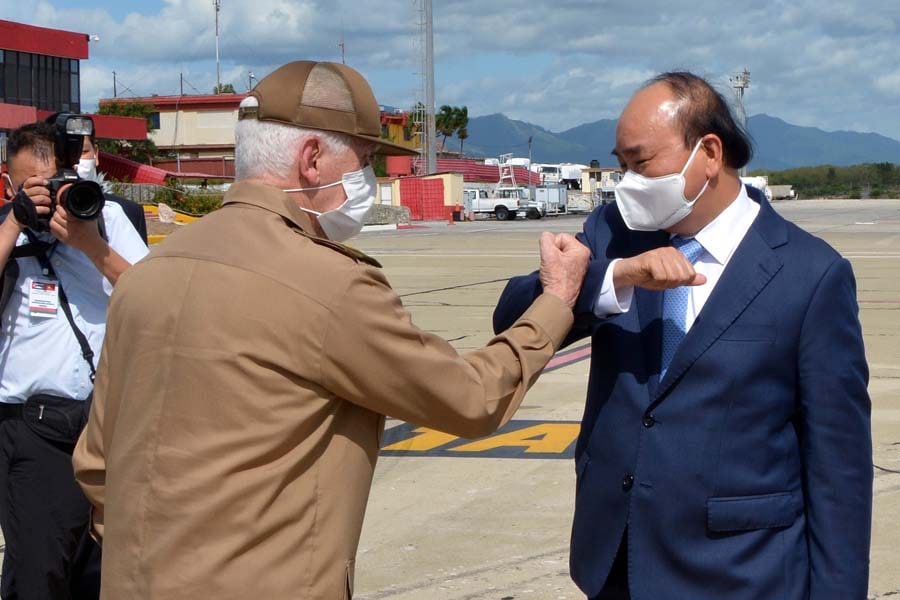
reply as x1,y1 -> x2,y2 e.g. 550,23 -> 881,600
386,156 -> 540,185
0,20 -> 89,59
99,152 -> 169,186
434,159 -> 541,185
100,152 -> 230,184
0,104 -> 147,141
100,94 -> 248,112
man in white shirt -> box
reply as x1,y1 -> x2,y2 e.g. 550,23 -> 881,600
0,121 -> 148,599
494,72 -> 871,600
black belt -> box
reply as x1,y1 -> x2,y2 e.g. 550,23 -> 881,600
0,403 -> 23,420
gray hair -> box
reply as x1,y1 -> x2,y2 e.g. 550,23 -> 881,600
233,118 -> 357,181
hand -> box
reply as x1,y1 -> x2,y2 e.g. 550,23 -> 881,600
539,232 -> 590,310
50,199 -> 104,256
613,247 -> 707,291
8,176 -> 54,230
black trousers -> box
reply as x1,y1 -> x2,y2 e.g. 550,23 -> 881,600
590,533 -> 630,600
0,418 -> 100,600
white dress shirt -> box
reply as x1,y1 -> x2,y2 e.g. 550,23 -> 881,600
0,201 -> 149,403
595,185 -> 761,328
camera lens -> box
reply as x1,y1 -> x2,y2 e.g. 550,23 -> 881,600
61,180 -> 105,220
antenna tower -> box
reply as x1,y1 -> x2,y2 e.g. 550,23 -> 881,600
214,0 -> 222,93
730,68 -> 750,175
412,0 -> 436,175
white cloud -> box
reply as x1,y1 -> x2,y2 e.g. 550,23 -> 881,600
2,0 -> 899,140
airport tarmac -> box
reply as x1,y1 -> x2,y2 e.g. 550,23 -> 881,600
0,199 -> 896,598
351,199 -> 900,600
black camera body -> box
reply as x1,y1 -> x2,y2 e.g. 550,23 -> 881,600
46,168 -> 105,221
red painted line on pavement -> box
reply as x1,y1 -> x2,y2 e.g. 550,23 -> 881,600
543,343 -> 592,372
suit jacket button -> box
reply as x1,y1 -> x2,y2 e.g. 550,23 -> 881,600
643,414 -> 656,428
622,475 -> 634,491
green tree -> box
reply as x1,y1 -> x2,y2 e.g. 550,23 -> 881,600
435,104 -> 456,153
96,100 -> 160,165
213,82 -> 236,94
454,105 -> 469,156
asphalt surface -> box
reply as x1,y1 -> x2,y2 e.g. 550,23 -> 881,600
1,199 -> 896,599
352,199 -> 900,600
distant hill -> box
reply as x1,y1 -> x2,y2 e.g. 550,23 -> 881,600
459,113 -> 588,164
460,113 -> 900,170
745,114 -> 900,170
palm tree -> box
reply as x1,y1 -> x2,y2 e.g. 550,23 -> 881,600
436,105 -> 456,153
454,106 -> 469,156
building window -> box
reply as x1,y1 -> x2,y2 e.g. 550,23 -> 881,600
18,53 -> 32,104
1,50 -> 80,113
4,51 -> 18,104
149,112 -> 161,130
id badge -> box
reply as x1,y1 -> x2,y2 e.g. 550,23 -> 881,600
28,277 -> 60,318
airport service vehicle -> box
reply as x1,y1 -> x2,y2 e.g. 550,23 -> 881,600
464,187 -> 526,220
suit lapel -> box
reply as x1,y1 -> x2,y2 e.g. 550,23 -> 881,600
654,197 -> 787,401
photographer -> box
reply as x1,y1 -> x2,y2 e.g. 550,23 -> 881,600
77,133 -> 149,244
0,120 -> 148,599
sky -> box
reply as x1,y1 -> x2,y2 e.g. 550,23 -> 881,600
4,0 -> 900,141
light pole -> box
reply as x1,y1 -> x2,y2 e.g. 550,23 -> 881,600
214,0 -> 221,94
730,68 -> 750,176
528,136 -> 534,201
424,0 -> 436,175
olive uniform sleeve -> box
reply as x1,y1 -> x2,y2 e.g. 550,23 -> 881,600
320,264 -> 573,439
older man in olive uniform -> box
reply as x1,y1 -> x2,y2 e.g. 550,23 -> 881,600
73,61 -> 589,599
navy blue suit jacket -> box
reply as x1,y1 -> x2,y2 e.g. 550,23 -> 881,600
493,188 -> 872,599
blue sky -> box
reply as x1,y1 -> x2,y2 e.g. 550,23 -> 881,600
4,0 -> 900,141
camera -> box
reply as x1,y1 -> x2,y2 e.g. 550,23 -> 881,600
45,113 -> 105,222
46,170 -> 105,221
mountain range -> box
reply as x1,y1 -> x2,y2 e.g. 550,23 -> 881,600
457,113 -> 900,171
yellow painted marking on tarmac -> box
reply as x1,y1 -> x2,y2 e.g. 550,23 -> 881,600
449,423 -> 579,454
148,234 -> 167,245
143,205 -> 200,224
381,427 -> 459,451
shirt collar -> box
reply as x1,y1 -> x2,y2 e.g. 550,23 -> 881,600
222,180 -> 317,233
691,184 -> 759,265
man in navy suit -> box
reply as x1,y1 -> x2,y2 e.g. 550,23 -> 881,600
493,72 -> 872,599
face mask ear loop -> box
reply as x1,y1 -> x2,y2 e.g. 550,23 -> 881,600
679,138 -> 706,177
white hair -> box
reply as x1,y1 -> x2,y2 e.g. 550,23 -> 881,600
233,118 -> 357,181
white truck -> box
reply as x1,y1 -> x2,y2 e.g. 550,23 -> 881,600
463,187 -> 525,221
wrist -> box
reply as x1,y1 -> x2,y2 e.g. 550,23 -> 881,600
1,213 -> 23,235
79,236 -> 109,264
612,259 -> 633,289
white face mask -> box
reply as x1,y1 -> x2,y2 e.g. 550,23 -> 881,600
614,139 -> 710,231
285,165 -> 377,242
76,158 -> 98,181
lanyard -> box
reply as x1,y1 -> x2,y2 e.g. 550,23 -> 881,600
22,230 -> 59,276
19,230 -> 96,382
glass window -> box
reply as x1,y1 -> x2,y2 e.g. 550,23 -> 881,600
18,53 -> 33,104
71,59 -> 79,74
70,72 -> 79,104
149,112 -> 161,129
4,51 -> 18,103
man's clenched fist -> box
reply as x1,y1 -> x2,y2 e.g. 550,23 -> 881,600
613,247 -> 707,291
539,232 -> 590,309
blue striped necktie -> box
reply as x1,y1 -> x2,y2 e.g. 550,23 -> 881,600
660,236 -> 704,378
